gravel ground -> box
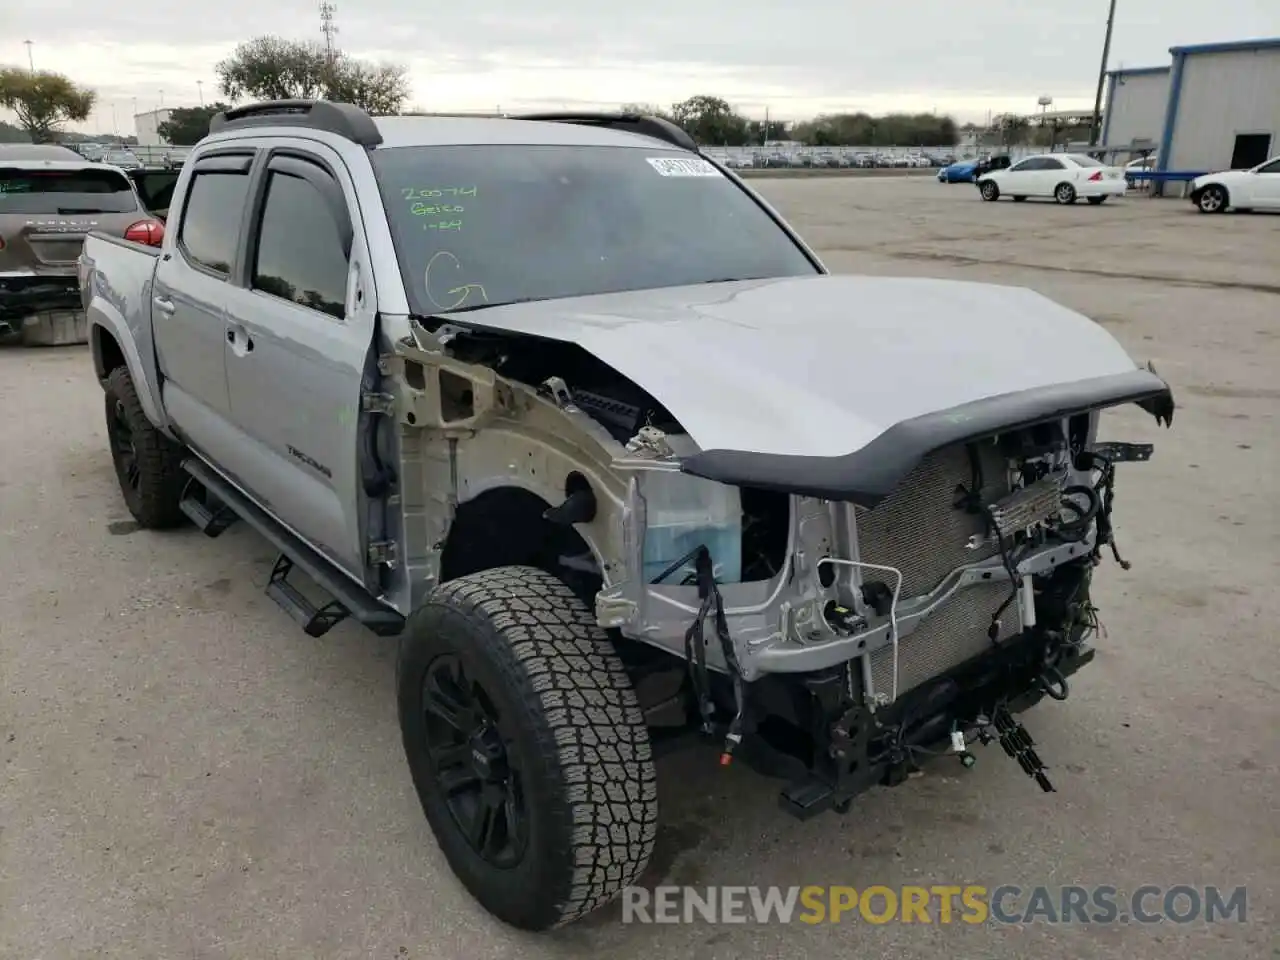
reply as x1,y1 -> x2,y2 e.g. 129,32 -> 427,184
1,179 -> 1276,959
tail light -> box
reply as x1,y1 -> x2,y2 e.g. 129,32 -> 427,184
1088,171 -> 1104,182
124,219 -> 165,247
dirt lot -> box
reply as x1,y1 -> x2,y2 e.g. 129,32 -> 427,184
1,179 -> 1276,959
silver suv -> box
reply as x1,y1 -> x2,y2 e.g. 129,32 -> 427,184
79,100 -> 1175,930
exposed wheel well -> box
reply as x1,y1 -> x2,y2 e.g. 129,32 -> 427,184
92,324 -> 126,380
439,486 -> 599,600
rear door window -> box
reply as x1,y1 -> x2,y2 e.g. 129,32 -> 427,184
0,167 -> 139,214
179,169 -> 251,274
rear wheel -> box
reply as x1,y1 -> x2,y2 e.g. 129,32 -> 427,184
1055,183 -> 1077,204
980,180 -> 1000,201
103,367 -> 187,528
1196,184 -> 1228,213
397,566 -> 658,930
1087,196 -> 1106,205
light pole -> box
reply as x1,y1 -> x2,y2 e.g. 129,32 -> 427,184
1038,95 -> 1053,149
1089,0 -> 1119,146
197,80 -> 204,105
159,89 -> 165,109
24,40 -> 34,72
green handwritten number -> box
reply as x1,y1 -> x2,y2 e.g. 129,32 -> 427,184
402,186 -> 477,201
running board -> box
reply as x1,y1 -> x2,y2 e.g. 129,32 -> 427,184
181,458 -> 405,638
179,477 -> 239,537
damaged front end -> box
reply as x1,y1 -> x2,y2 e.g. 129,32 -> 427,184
387,319 -> 1174,819
599,374 -> 1174,817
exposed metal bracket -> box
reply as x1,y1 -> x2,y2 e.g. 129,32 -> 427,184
367,540 -> 399,567
361,391 -> 396,416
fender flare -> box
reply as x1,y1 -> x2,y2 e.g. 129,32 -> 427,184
87,304 -> 171,436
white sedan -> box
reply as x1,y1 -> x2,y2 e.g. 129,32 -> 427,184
1189,155 -> 1280,213
977,153 -> 1127,205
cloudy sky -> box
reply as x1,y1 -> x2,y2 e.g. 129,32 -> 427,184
2,0 -> 1278,134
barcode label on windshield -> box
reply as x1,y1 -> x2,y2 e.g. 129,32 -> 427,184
646,157 -> 721,178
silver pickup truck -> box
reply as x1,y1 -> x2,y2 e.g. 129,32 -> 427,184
78,100 -> 1175,931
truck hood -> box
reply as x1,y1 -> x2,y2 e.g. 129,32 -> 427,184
444,273 -> 1170,461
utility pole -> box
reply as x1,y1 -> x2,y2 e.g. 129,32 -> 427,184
320,3 -> 339,67
1089,0 -> 1118,146
24,40 -> 34,73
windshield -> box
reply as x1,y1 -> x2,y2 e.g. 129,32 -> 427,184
0,167 -> 139,214
371,144 -> 818,315
106,152 -> 137,162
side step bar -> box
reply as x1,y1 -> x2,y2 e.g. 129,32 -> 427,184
181,458 -> 405,639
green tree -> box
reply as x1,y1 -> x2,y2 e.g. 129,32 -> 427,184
156,102 -> 233,145
0,67 -> 96,143
794,111 -> 959,148
669,95 -> 750,146
620,102 -> 675,122
0,119 -> 28,143
215,36 -> 410,114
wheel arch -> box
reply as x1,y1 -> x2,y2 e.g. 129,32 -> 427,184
87,313 -> 170,435
438,483 -> 603,602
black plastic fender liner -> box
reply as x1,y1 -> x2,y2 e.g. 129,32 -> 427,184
680,367 -> 1175,508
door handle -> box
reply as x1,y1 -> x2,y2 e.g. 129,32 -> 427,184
153,296 -> 175,315
226,326 -> 254,354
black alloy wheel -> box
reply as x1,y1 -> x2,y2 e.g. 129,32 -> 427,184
421,653 -> 528,867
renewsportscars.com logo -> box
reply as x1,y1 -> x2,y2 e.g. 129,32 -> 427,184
621,885 -> 1249,925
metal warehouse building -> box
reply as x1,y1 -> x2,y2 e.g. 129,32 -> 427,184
1161,38 -> 1280,172
1101,65 -> 1170,149
1102,37 -> 1280,176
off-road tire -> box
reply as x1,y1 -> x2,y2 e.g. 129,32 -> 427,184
103,367 -> 187,528
1087,196 -> 1107,205
397,566 -> 658,930
979,180 -> 999,201
1055,183 -> 1077,204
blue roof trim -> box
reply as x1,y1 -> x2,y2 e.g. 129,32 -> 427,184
1169,37 -> 1280,55
1155,51 -> 1186,182
1106,65 -> 1170,77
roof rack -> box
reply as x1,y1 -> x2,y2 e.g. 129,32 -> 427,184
209,100 -> 383,148
513,112 -> 698,152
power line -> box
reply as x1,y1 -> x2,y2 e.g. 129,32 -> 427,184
320,3 -> 339,64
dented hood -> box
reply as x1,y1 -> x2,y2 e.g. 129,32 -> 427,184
444,275 -> 1171,471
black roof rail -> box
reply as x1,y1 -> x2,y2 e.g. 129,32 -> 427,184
513,112 -> 698,152
209,100 -> 383,147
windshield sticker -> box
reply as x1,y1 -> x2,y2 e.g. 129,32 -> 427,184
646,157 -> 722,178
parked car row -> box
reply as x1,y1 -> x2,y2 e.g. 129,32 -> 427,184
711,149 -> 957,170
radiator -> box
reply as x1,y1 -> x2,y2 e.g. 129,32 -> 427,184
854,443 -> 1021,698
